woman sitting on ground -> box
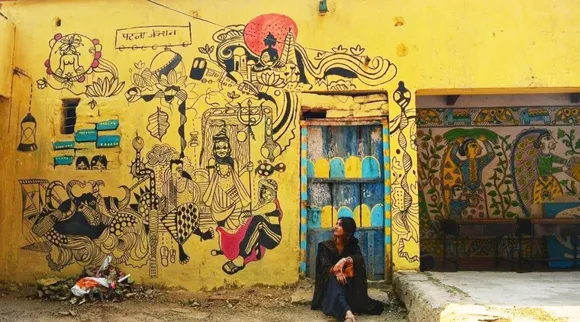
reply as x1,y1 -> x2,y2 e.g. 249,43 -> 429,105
311,217 -> 384,321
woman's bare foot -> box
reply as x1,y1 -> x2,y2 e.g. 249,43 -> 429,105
345,310 -> 356,322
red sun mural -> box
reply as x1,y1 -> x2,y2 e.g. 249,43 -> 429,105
243,13 -> 298,57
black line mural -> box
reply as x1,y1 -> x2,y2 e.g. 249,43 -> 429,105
17,84 -> 38,152
20,179 -> 149,271
37,34 -> 125,109
23,12 -> 400,276
389,81 -> 420,263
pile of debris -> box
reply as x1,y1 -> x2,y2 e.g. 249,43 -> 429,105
35,256 -> 136,304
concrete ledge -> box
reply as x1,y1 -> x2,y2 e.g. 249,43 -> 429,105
394,271 -> 578,322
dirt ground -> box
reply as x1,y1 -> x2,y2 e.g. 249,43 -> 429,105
0,280 -> 408,322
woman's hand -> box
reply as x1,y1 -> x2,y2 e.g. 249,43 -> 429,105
336,271 -> 347,285
332,258 -> 346,273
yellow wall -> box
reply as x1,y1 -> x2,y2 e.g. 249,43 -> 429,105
2,0 -> 580,288
0,17 -> 14,97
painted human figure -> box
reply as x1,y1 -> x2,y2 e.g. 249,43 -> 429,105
533,132 -> 569,203
55,35 -> 85,79
162,159 -> 196,210
202,127 -> 253,230
449,185 -> 471,219
450,137 -> 495,192
213,179 -> 283,275
260,33 -> 279,65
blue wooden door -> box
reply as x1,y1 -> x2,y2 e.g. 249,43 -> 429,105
303,124 -> 386,280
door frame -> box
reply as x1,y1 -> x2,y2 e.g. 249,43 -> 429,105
299,117 -> 392,279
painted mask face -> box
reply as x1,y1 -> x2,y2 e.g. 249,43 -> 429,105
92,161 -> 105,170
214,141 -> 231,158
333,219 -> 344,238
260,187 -> 274,202
467,141 -> 482,158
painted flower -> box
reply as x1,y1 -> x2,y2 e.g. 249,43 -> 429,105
314,52 -> 329,60
134,61 -> 146,70
350,45 -> 365,56
36,78 -> 48,90
331,45 -> 348,54
86,77 -> 126,97
258,72 -> 285,87
132,68 -> 157,91
158,69 -> 187,89
58,34 -> 83,55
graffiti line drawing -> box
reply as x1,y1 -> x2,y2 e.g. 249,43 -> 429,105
17,113 -> 38,152
255,160 -> 286,177
24,12 -> 400,276
147,107 -> 171,141
125,49 -> 191,158
115,23 -> 192,50
21,179 -> 148,271
214,179 -> 282,274
389,81 -> 419,263
17,84 -> 38,152
37,33 -> 125,109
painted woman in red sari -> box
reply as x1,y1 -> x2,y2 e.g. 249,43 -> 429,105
211,179 -> 283,274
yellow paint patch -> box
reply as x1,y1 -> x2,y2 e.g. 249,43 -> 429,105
314,158 -> 330,178
357,204 -> 372,227
393,16 -> 405,26
320,205 -> 335,228
396,43 -> 408,57
344,156 -> 361,178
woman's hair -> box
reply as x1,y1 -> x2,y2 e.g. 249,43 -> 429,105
457,138 -> 476,157
338,216 -> 357,244
533,131 -> 551,149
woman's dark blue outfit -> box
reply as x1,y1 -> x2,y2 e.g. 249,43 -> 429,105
311,239 -> 384,320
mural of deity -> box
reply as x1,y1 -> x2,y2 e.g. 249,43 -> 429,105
449,137 -> 495,192
202,126 -> 253,230
512,128 -> 577,215
441,129 -> 498,218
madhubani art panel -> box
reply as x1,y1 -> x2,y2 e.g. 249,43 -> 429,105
417,107 -> 580,257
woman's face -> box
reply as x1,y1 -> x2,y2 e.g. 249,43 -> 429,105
214,141 -> 231,158
466,141 -> 482,158
333,219 -> 344,237
260,187 -> 274,202
540,135 -> 556,151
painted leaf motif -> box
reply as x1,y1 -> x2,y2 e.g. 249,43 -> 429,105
147,107 -> 170,142
558,129 -> 566,139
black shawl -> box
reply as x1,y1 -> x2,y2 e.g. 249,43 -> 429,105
310,239 -> 384,315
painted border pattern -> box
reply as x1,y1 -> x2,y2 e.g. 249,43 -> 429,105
417,106 -> 580,128
299,126 -> 308,274
382,120 -> 392,277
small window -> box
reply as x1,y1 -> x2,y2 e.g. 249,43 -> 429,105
302,110 -> 327,119
61,99 -> 79,134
